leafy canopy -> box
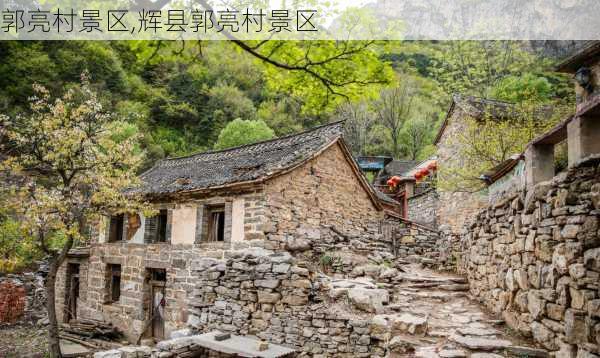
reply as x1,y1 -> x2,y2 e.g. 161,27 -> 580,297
214,118 -> 275,150
0,76 -> 152,252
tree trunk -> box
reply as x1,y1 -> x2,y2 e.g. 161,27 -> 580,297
45,256 -> 62,358
44,232 -> 74,358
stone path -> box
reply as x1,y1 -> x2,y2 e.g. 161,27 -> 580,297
386,262 -> 547,358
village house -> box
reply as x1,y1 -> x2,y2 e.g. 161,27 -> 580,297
433,94 -> 518,233
55,121 -> 405,343
373,95 -> 517,232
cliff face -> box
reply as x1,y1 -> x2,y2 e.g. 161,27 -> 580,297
526,40 -> 590,60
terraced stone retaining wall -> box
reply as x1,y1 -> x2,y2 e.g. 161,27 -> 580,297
459,159 -> 600,357
186,249 -> 385,357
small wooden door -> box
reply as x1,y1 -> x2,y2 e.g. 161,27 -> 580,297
150,280 -> 165,340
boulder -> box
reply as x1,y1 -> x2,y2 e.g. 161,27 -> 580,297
565,309 -> 589,345
387,335 -> 421,353
391,313 -> 428,335
284,237 -> 311,252
370,315 -> 391,340
457,327 -> 499,336
379,267 -> 399,280
257,291 -> 281,304
584,248 -> 600,271
348,287 -> 389,313
506,345 -> 549,357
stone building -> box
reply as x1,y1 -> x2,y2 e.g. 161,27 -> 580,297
433,95 -> 515,233
55,121 -> 403,343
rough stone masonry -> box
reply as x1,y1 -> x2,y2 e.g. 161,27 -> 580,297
459,157 -> 600,357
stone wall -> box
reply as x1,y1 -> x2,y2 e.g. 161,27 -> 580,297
95,190 -> 266,246
436,106 -> 489,233
186,248 -> 384,357
407,189 -> 438,228
263,142 -> 387,256
56,256 -> 90,324
459,159 -> 600,357
0,271 -> 46,324
57,241 -> 250,341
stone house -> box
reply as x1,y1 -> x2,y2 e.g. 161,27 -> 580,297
433,94 -> 515,233
55,121 -> 402,343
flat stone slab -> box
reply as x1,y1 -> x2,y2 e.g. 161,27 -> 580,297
60,340 -> 91,358
506,345 -> 549,357
175,331 -> 296,358
457,327 -> 500,336
439,348 -> 468,357
449,333 -> 512,351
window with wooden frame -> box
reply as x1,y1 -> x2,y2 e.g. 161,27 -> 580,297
108,214 -> 124,242
106,264 -> 121,303
144,209 -> 169,244
206,205 -> 225,242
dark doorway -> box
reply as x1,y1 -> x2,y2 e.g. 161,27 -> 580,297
64,263 -> 80,323
145,268 -> 166,340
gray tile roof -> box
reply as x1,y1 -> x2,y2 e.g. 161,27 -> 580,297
384,160 -> 419,177
138,121 -> 344,196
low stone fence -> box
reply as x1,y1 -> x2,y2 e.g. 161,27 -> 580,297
185,248 -> 383,357
459,160 -> 600,357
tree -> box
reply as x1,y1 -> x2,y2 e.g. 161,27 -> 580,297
491,73 -> 553,103
338,101 -> 374,156
437,100 -> 570,193
373,78 -> 418,157
431,41 -> 537,98
207,83 -> 257,137
400,117 -> 432,160
0,78 -> 151,357
214,118 -> 275,150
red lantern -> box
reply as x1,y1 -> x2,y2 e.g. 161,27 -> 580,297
414,172 -> 423,180
387,178 -> 397,188
418,168 -> 429,177
427,162 -> 437,171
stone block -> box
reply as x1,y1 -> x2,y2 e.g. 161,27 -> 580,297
565,309 -> 589,345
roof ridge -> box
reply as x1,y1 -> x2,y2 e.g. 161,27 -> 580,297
162,120 -> 345,162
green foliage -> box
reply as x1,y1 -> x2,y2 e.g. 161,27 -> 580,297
0,218 -> 39,273
399,117 -> 433,160
430,41 -> 537,98
491,73 -> 552,103
214,119 -> 275,150
437,101 -> 571,193
319,253 -> 342,272
0,40 -> 574,170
